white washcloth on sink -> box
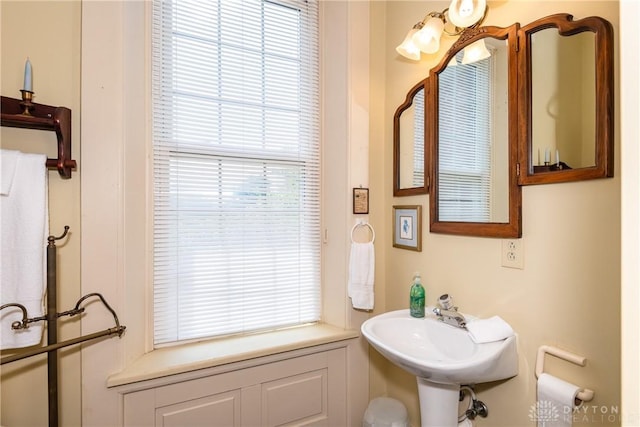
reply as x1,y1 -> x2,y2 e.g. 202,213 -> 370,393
466,315 -> 514,343
0,150 -> 49,349
348,241 -> 375,310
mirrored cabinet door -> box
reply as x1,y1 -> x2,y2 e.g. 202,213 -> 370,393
428,25 -> 522,238
394,79 -> 429,196
517,14 -> 614,185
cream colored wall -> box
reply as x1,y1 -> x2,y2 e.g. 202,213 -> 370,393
0,1 -> 81,426
369,0 -> 391,400
620,2 -> 640,423
370,1 -> 621,426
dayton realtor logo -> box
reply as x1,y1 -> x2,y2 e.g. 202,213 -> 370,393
529,400 -> 561,426
529,401 -> 621,425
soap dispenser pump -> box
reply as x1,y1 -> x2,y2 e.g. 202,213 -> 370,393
409,273 -> 425,318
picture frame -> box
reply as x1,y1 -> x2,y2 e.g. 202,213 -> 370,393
393,205 -> 422,251
353,187 -> 369,214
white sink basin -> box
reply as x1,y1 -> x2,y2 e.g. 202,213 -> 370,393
361,309 -> 518,385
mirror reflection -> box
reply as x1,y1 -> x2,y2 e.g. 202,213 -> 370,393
436,37 -> 510,223
531,30 -> 595,171
398,87 -> 425,189
394,79 -> 428,196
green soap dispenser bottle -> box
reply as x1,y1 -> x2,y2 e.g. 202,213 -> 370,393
409,273 -> 425,318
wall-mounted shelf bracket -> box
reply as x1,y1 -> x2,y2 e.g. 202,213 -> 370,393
1,95 -> 77,179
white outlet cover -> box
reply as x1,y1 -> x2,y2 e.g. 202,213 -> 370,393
501,239 -> 524,269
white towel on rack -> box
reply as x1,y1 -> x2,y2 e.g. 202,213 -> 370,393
348,241 -> 375,310
0,151 -> 49,349
1,149 -> 19,196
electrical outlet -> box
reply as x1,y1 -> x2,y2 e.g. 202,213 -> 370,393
501,239 -> 524,269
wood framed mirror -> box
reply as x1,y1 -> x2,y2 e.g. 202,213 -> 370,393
427,24 -> 522,237
517,14 -> 614,185
394,79 -> 428,196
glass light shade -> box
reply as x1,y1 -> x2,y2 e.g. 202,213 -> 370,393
412,17 -> 444,54
396,28 -> 422,60
461,39 -> 491,64
448,0 -> 487,28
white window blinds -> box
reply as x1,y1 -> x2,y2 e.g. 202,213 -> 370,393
438,54 -> 493,222
152,0 -> 321,346
413,89 -> 425,187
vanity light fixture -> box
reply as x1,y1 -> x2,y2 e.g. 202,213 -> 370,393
448,0 -> 487,28
460,39 -> 491,64
396,23 -> 424,60
396,0 -> 488,61
412,14 -> 446,54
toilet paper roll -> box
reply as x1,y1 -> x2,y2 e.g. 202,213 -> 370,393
536,373 -> 581,427
458,418 -> 473,427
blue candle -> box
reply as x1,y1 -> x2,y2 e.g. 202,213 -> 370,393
23,58 -> 32,92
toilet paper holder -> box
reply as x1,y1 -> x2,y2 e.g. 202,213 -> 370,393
535,345 -> 595,403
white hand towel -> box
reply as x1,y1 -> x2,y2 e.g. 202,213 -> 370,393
536,373 -> 581,427
0,151 -> 49,349
1,149 -> 19,196
466,315 -> 514,343
348,241 -> 375,310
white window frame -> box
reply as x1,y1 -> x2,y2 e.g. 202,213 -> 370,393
81,1 -> 369,401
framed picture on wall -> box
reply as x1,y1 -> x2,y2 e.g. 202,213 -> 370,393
353,187 -> 369,214
392,205 -> 422,251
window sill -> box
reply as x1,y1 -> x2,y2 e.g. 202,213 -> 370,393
107,323 -> 359,389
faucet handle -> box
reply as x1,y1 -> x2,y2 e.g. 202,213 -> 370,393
438,294 -> 455,310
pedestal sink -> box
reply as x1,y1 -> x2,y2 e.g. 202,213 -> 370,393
361,309 -> 518,427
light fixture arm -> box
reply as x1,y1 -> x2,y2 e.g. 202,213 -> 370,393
415,5 -> 488,36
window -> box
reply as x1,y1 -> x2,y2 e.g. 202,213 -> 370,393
152,0 -> 321,346
438,52 -> 494,222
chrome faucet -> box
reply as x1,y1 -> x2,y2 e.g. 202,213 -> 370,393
433,294 -> 466,328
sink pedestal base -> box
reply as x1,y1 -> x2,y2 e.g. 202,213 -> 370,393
417,378 -> 460,427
